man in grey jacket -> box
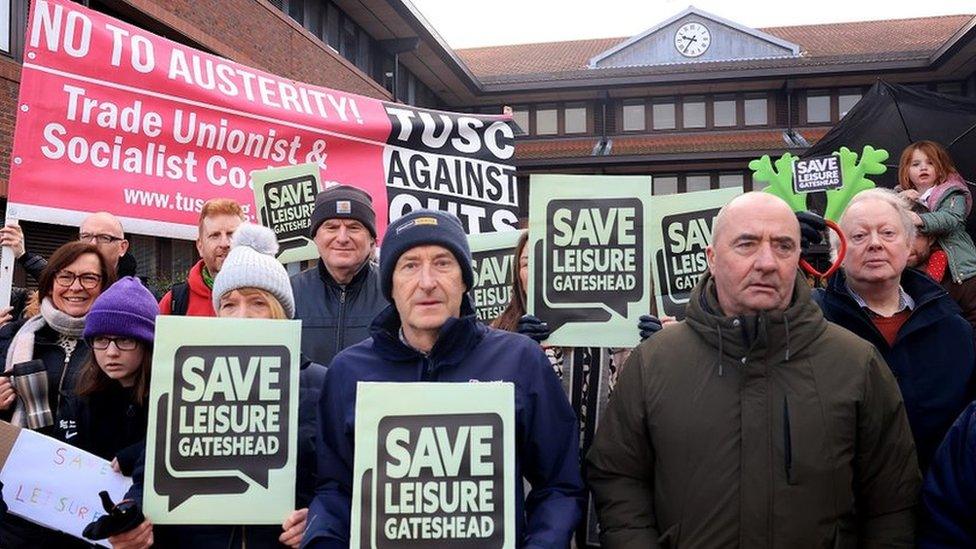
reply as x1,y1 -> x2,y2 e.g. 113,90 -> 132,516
290,185 -> 386,366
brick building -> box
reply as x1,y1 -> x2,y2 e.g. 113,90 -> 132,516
1,1 -> 975,289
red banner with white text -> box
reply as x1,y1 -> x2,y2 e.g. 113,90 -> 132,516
8,0 -> 518,240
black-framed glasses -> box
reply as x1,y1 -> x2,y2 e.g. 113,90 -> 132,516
54,271 -> 102,289
79,233 -> 124,245
92,336 -> 139,351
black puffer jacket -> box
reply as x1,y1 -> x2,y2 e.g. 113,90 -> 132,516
290,260 -> 385,366
75,384 -> 147,474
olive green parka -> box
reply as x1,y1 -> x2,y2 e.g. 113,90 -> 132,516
586,272 -> 920,548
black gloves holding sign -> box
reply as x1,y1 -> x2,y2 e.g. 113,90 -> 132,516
82,491 -> 145,540
517,314 -> 550,343
796,211 -> 828,254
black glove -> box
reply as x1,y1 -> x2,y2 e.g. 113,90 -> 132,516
82,491 -> 145,540
796,211 -> 827,254
517,314 -> 550,343
638,314 -> 663,341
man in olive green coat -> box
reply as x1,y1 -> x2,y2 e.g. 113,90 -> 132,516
587,192 -> 920,548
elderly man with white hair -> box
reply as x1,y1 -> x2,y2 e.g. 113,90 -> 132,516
814,188 -> 976,472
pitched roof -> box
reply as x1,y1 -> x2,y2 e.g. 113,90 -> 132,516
458,15 -> 974,84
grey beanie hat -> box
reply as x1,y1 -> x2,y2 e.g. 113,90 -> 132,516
212,223 -> 295,318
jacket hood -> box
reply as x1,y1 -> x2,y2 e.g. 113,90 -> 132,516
684,270 -> 827,366
369,294 -> 485,376
927,173 -> 973,216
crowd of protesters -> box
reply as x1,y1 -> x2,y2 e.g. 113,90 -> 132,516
0,139 -> 974,548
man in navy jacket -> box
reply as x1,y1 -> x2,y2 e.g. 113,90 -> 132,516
303,209 -> 584,548
813,189 -> 976,471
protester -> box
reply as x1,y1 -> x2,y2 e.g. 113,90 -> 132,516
290,185 -> 385,366
897,140 -> 976,285
74,276 -> 157,472
107,223 -> 325,549
587,192 -> 920,547
158,198 -> 245,316
906,200 -> 976,334
304,209 -> 584,547
815,188 -> 976,471
0,241 -> 114,547
0,212 -> 137,281
919,400 -> 976,546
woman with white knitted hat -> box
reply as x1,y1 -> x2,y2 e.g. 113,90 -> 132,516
108,223 -> 325,549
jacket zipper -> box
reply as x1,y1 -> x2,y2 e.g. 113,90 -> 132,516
334,288 -> 347,355
419,356 -> 433,381
55,352 -> 71,418
783,396 -> 796,485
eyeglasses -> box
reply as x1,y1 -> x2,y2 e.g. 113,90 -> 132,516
54,271 -> 102,289
79,233 -> 124,245
92,336 -> 139,351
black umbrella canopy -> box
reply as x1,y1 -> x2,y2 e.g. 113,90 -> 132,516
804,80 -> 976,188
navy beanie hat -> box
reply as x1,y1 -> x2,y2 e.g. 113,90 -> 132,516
308,185 -> 377,238
83,276 -> 158,344
379,209 -> 473,302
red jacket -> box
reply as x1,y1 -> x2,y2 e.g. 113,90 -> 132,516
159,260 -> 215,316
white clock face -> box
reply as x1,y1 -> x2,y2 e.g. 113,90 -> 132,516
674,22 -> 711,58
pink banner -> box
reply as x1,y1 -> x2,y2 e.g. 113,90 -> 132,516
8,0 -> 517,240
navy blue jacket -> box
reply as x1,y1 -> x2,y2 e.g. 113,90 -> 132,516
123,358 -> 326,549
920,400 -> 976,547
304,299 -> 585,548
814,268 -> 976,471
290,260 -> 386,368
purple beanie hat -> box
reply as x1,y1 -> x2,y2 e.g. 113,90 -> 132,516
83,276 -> 158,344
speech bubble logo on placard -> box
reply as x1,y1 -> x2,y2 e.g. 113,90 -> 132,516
654,207 -> 719,318
260,175 -> 318,257
373,413 -> 505,549
471,249 -> 513,322
542,198 -> 643,318
155,345 -> 291,510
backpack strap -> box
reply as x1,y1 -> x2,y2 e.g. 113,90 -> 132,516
169,282 -> 190,316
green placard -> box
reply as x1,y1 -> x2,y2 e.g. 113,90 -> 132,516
252,163 -> 323,264
144,316 -> 301,524
650,187 -> 743,320
351,382 -> 516,548
527,174 -> 653,348
468,230 -> 522,323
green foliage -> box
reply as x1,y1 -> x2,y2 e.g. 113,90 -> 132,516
823,146 -> 888,222
749,153 -> 806,212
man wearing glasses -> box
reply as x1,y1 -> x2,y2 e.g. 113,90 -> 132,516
0,211 -> 136,281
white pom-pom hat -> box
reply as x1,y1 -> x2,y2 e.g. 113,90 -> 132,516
211,223 -> 295,318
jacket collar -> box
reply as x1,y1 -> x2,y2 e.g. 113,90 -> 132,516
684,270 -> 827,364
318,258 -> 372,289
824,267 -> 959,339
370,295 -> 486,375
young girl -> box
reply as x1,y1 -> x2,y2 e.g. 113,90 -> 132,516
75,276 -> 158,473
898,140 -> 976,284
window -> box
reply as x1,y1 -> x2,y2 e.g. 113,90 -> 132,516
653,176 -> 678,195
838,92 -> 861,118
511,108 -> 530,134
683,98 -> 706,128
652,102 -> 676,130
806,94 -> 831,123
325,3 -> 340,49
686,174 -> 711,193
565,105 -> 587,134
622,102 -> 645,132
719,173 -> 745,189
536,108 -> 557,135
937,82 -> 964,96
713,99 -> 736,127
744,98 -> 768,126
0,0 -> 10,52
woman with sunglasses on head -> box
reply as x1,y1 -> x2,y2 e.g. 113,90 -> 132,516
0,241 -> 114,547
73,276 -> 157,474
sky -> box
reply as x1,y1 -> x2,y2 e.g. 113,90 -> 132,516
410,0 -> 976,49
